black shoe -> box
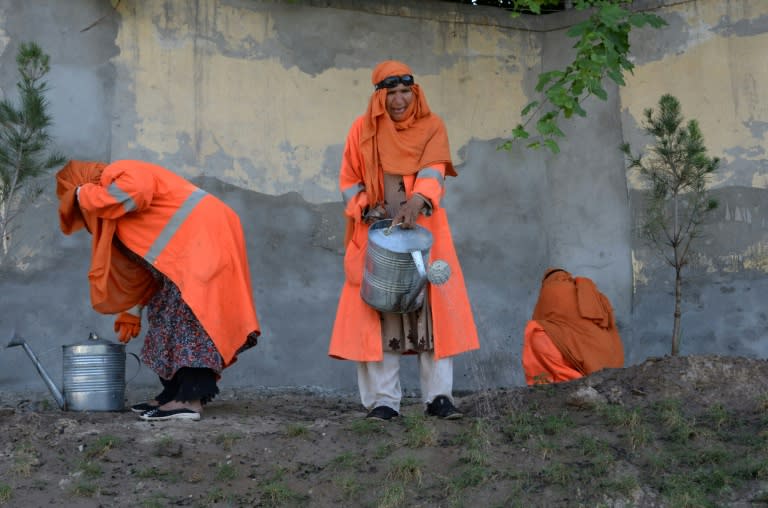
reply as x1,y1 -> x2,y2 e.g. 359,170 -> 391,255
140,408 -> 201,421
425,395 -> 463,419
130,402 -> 159,414
366,406 -> 399,420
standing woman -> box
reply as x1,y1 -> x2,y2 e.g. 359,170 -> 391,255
56,160 -> 260,421
329,61 -> 480,420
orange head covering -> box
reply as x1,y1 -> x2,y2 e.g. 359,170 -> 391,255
55,160 -> 158,314
360,60 -> 456,206
56,160 -> 107,235
542,267 -> 569,282
532,267 -> 623,375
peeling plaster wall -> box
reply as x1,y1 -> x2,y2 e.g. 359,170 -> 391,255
0,0 -> 765,398
109,0 -> 533,203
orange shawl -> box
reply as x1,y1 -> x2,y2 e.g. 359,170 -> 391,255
347,60 -> 456,245
56,161 -> 158,314
531,268 -> 624,375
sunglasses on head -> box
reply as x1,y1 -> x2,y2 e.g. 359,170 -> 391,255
375,74 -> 415,90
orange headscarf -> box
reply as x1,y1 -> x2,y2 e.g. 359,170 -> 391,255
56,161 -> 157,314
359,60 -> 456,206
531,268 -> 623,375
56,160 -> 106,235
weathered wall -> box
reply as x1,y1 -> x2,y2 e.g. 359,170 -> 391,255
620,0 -> 768,360
0,0 -> 765,399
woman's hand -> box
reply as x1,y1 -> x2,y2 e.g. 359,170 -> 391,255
392,195 -> 425,229
363,204 -> 387,224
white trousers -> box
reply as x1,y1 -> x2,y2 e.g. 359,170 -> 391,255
357,351 -> 453,412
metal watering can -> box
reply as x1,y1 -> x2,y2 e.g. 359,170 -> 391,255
361,219 -> 452,313
6,331 -> 140,411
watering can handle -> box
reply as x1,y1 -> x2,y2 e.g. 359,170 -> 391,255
126,352 -> 142,384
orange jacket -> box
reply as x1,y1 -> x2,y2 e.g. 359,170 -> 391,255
72,160 -> 260,366
527,269 -> 623,376
328,117 -> 479,361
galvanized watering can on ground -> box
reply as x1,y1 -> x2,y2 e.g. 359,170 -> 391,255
361,219 -> 451,314
6,332 -> 140,411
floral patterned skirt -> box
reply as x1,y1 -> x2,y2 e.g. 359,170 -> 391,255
142,272 -> 224,380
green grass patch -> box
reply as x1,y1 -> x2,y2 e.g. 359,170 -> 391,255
285,423 -> 310,438
374,442 -> 396,459
134,466 -> 179,481
139,493 -> 170,508
378,483 -> 406,508
348,417 -> 387,436
0,484 -> 12,504
214,432 -> 243,451
70,482 -> 99,497
76,460 -> 103,479
259,481 -> 306,507
11,442 -> 38,477
333,475 -> 361,500
215,462 -> 237,481
153,435 -> 181,457
329,451 -> 363,470
540,412 -> 573,436
402,414 -> 436,448
601,475 -> 639,498
652,399 -> 698,443
706,403 -> 729,430
387,456 -> 423,485
204,487 -> 233,505
501,411 -> 538,443
86,435 -> 121,459
540,462 -> 570,486
454,463 -> 490,489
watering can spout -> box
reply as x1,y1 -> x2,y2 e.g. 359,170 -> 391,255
6,332 -> 67,410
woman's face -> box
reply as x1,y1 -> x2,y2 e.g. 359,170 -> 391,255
385,84 -> 414,122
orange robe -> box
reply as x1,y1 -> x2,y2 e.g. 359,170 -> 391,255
328,116 -> 479,361
57,160 -> 260,367
522,269 -> 624,385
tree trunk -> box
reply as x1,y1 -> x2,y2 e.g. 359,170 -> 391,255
671,267 -> 682,356
0,200 -> 8,257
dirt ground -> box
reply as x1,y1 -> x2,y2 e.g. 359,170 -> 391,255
1,354 -> 768,508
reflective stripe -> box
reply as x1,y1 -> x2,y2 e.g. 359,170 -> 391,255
107,182 -> 137,213
145,188 -> 208,264
342,182 -> 364,204
417,167 -> 444,187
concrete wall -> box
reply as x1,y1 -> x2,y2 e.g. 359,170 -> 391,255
0,0 -> 765,399
620,0 -> 768,360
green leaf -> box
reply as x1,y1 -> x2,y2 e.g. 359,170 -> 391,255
607,68 -> 625,85
497,140 -> 514,151
630,12 -> 668,29
597,3 -> 627,29
543,139 -> 560,154
535,70 -> 565,92
567,21 -> 591,38
520,100 -> 540,117
512,125 -> 530,140
592,85 -> 609,101
527,141 -> 542,150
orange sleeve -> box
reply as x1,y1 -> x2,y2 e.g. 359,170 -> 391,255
339,117 -> 370,222
412,162 -> 446,211
77,162 -> 155,219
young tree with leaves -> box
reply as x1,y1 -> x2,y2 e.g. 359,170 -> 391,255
621,94 -> 719,356
0,42 -> 65,260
